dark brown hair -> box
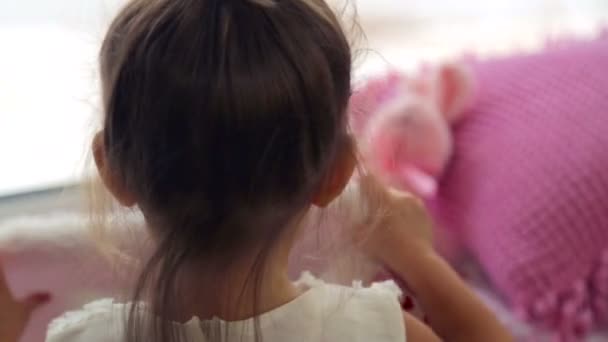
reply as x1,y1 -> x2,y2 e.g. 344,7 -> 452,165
99,0 -> 353,341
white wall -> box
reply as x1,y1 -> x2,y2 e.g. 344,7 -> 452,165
0,0 -> 607,196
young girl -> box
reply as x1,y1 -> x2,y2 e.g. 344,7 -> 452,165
1,0 -> 511,341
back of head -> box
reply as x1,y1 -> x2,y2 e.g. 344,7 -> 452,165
98,0 -> 352,340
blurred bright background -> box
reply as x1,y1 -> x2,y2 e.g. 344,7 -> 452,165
0,0 -> 607,197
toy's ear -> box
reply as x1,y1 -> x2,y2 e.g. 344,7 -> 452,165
434,63 -> 475,123
348,71 -> 408,135
364,101 -> 439,199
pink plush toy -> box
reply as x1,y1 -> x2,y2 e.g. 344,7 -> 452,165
348,63 -> 475,198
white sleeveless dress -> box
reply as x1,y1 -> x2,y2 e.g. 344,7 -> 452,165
45,272 -> 406,342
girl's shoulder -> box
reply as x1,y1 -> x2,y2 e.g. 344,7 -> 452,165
292,272 -> 406,341
46,273 -> 405,342
295,271 -> 404,316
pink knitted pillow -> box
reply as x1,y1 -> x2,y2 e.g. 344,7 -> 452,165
431,33 -> 608,339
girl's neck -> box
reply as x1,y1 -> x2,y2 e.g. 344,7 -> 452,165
171,228 -> 302,322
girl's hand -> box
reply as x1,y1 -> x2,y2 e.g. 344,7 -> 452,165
352,175 -> 514,342
353,173 -> 435,265
0,262 -> 50,342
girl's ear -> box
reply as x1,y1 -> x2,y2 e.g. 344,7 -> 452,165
92,132 -> 137,207
434,63 -> 475,123
312,139 -> 357,208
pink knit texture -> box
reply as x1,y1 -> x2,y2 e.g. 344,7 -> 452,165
430,33 -> 608,340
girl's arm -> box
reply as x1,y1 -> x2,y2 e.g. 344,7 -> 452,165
391,242 -> 512,342
356,175 -> 512,342
404,311 -> 441,342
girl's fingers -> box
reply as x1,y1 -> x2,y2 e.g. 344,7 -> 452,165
359,172 -> 419,206
0,262 -> 11,295
21,293 -> 51,317
0,261 -> 51,316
